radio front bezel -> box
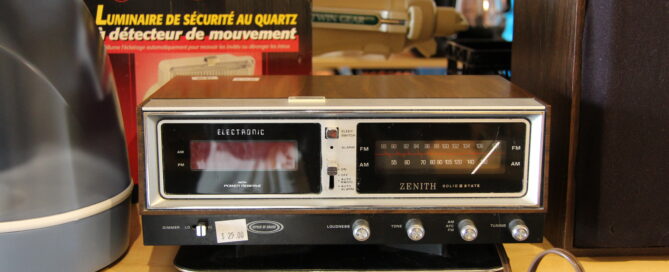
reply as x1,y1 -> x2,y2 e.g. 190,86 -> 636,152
141,101 -> 546,211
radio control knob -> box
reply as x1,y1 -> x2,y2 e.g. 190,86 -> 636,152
195,222 -> 208,237
352,219 -> 371,242
458,219 -> 478,242
405,219 -> 425,241
508,219 -> 530,241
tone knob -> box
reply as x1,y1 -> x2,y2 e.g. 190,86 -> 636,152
195,222 -> 208,237
352,219 -> 371,242
508,219 -> 530,241
458,219 -> 478,242
405,219 -> 425,241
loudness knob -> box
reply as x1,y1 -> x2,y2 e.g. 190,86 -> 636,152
508,219 -> 530,241
405,219 -> 425,241
352,219 -> 371,242
458,219 -> 478,242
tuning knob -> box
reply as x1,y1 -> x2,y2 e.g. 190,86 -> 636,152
458,219 -> 478,242
405,219 -> 425,241
352,219 -> 371,242
508,219 -> 530,241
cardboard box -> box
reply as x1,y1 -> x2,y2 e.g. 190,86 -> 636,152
85,0 -> 312,184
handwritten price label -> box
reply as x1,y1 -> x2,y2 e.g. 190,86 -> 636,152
214,219 -> 248,243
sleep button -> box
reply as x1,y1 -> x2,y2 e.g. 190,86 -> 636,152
326,127 -> 339,139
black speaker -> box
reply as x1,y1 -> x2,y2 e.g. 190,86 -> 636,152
512,0 -> 669,255
574,0 -> 669,251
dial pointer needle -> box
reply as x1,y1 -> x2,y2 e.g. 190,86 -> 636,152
471,141 -> 500,175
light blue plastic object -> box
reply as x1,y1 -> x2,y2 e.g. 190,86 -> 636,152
0,0 -> 132,271
502,0 -> 514,41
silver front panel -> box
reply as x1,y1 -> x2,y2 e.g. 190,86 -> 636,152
143,99 -> 546,211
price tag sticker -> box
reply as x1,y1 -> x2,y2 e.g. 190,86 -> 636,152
214,219 -> 248,243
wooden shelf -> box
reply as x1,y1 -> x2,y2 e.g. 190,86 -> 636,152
102,206 -> 669,272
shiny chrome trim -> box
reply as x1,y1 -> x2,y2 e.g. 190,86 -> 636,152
144,107 -> 545,211
155,118 -> 531,200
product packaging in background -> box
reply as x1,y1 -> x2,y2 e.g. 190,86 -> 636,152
85,0 -> 312,184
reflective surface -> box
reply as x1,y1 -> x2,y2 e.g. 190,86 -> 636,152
160,122 -> 321,195
174,244 -> 507,271
357,122 -> 527,194
375,140 -> 505,174
0,0 -> 129,221
190,141 -> 298,171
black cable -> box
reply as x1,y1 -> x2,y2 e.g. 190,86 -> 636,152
528,248 -> 585,272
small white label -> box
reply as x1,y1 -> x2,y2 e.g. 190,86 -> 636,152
232,77 -> 260,82
215,219 -> 248,243
191,76 -> 219,80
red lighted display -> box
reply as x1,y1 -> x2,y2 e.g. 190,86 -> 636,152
190,141 -> 298,171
